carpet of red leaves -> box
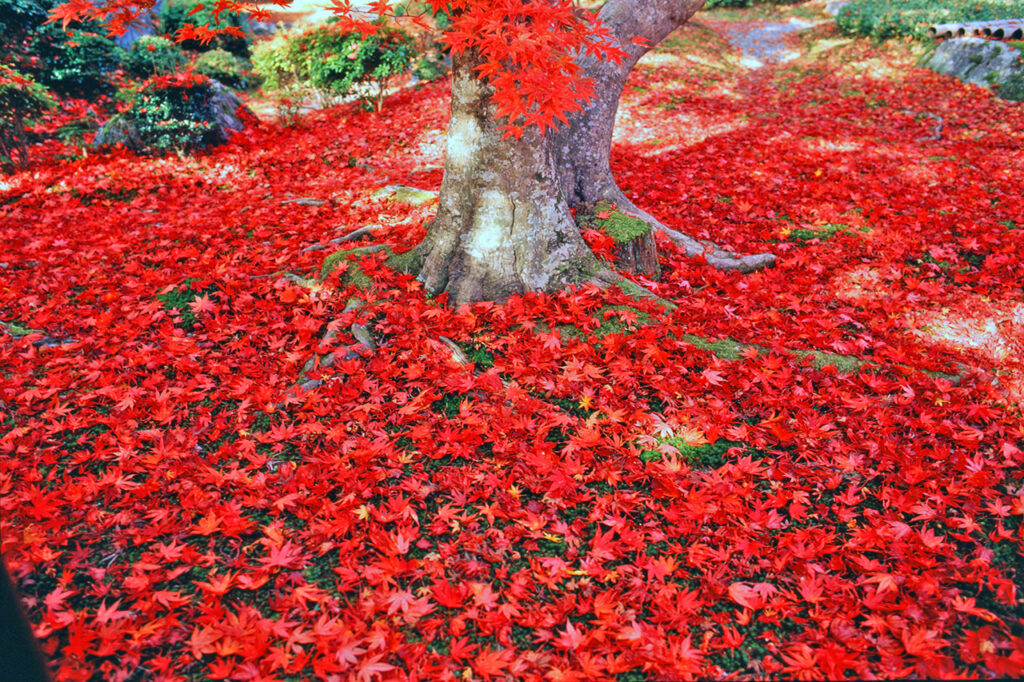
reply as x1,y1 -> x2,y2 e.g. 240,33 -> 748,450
2,20 -> 1024,681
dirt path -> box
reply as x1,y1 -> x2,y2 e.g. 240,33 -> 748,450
713,16 -> 823,67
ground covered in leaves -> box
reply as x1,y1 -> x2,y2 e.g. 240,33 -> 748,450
2,6 -> 1024,680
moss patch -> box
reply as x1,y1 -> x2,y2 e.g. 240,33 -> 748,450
587,201 -> 651,244
784,223 -> 854,243
370,185 -> 438,205
640,437 -> 743,468
1,320 -> 42,337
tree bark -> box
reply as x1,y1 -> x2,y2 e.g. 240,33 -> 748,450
553,0 -> 775,273
409,53 -> 611,305
406,0 -> 774,304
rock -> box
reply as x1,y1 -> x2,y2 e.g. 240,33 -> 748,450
371,185 -> 438,206
93,115 -> 143,151
824,1 -> 850,17
206,80 -> 249,145
922,38 -> 1024,97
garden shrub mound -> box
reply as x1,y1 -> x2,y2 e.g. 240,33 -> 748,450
2,10 -> 1024,682
253,19 -> 415,110
836,0 -> 1024,40
95,72 -> 250,152
123,35 -> 186,78
193,48 -> 251,89
0,64 -> 55,169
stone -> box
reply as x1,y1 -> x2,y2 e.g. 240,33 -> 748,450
93,115 -> 143,151
205,80 -> 250,145
922,37 -> 1024,98
824,1 -> 851,17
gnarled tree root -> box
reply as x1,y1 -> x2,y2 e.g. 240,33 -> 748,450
598,187 -> 776,274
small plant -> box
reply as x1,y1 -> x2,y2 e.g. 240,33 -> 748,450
124,35 -> 186,78
0,64 -> 56,169
27,21 -> 125,96
252,20 -> 416,111
193,48 -> 250,89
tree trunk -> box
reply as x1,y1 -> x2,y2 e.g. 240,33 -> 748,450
405,0 -> 774,304
553,0 -> 775,273
409,53 -> 611,305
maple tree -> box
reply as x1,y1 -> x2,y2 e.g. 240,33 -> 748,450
52,0 -> 774,304
3,2 -> 1024,680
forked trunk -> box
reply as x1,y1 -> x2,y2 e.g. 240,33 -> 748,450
413,54 -> 604,305
405,0 -> 774,304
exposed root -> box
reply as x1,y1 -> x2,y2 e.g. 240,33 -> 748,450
900,109 -> 944,142
586,267 -> 678,311
600,187 -> 776,273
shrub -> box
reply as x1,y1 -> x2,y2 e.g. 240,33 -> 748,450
836,0 -> 1024,41
252,20 -> 415,111
0,64 -> 56,168
124,35 -> 186,77
108,72 -> 236,152
26,21 -> 125,96
160,0 -> 252,57
0,0 -> 50,43
193,48 -> 249,88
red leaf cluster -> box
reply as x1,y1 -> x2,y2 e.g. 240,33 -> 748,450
2,29 -> 1024,681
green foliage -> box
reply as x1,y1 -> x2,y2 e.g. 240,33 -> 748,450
640,437 -> 743,468
0,63 -> 55,168
413,54 -> 449,82
124,35 -> 186,78
836,0 -> 1024,40
0,0 -> 50,39
160,0 -> 251,57
27,21 -> 124,96
119,72 -> 222,152
193,48 -> 249,88
252,20 -> 415,111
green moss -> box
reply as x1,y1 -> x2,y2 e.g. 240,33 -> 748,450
682,334 -> 746,360
589,201 -> 651,244
640,437 -> 743,468
791,349 -> 864,373
786,223 -> 850,243
555,304 -> 654,341
1,320 -> 41,337
385,247 -> 423,275
371,185 -> 438,205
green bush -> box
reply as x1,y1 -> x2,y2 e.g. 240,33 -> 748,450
116,72 -> 225,152
26,21 -> 125,96
0,0 -> 50,42
124,35 -> 186,77
705,0 -> 753,7
160,0 -> 252,57
252,20 -> 415,111
193,48 -> 249,88
836,0 -> 1024,40
0,64 -> 55,168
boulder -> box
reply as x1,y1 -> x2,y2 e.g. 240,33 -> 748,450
922,37 -> 1024,99
206,80 -> 249,145
93,115 -> 143,151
